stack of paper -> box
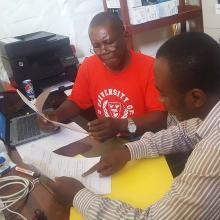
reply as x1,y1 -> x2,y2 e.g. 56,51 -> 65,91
23,147 -> 111,195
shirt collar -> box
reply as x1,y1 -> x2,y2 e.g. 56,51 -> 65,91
196,101 -> 220,138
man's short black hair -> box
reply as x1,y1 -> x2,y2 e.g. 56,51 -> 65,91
89,12 -> 125,35
156,32 -> 220,96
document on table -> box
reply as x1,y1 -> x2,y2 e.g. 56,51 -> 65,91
16,89 -> 88,134
23,147 -> 111,195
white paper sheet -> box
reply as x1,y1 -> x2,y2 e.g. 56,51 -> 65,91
64,89 -> 72,96
16,122 -> 88,160
23,147 -> 111,195
16,89 -> 88,134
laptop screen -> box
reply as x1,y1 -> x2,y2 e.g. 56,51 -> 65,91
0,112 -> 6,141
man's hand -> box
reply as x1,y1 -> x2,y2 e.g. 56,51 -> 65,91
48,177 -> 85,207
88,117 -> 127,141
37,111 -> 59,133
83,146 -> 131,177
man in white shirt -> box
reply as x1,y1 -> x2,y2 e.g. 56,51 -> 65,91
49,32 -> 220,220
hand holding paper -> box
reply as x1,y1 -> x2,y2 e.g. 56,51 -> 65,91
17,89 -> 88,134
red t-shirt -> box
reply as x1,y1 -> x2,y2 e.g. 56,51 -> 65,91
68,51 -> 165,119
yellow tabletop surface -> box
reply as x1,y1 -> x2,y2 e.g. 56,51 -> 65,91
70,156 -> 173,220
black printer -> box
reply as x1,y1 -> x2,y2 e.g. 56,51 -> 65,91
0,31 -> 78,95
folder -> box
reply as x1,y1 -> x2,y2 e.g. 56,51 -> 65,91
70,156 -> 173,220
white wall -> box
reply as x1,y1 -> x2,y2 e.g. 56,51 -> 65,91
133,27 -> 173,57
0,0 -> 104,81
0,0 -> 103,59
202,0 -> 220,43
0,0 -> 201,82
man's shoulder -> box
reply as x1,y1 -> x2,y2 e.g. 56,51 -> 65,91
81,55 -> 101,66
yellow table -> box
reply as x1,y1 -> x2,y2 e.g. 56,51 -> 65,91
70,156 -> 173,220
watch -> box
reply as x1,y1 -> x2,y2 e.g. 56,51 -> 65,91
127,118 -> 137,134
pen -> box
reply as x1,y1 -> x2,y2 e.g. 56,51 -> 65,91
15,166 -> 40,178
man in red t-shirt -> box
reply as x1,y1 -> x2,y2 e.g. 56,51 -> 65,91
39,12 -> 167,141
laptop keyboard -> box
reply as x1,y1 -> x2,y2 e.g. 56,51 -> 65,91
17,114 -> 41,141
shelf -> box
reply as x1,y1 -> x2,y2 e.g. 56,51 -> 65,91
126,5 -> 202,34
103,0 -> 203,48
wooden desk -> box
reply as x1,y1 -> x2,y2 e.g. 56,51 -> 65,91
3,134 -> 129,220
6,134 -> 174,220
3,146 -> 70,220
0,90 -> 96,220
0,90 -> 183,220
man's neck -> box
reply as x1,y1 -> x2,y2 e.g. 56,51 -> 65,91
107,50 -> 131,73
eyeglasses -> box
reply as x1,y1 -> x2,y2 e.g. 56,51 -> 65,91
90,38 -> 122,54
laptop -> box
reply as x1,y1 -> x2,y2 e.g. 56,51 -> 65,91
0,111 -> 59,147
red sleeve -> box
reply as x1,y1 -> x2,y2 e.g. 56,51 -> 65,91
145,60 -> 166,112
68,59 -> 93,109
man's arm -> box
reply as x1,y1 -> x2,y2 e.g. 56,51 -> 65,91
49,141 -> 218,220
88,111 -> 167,141
75,153 -> 218,220
127,117 -> 202,160
132,111 -> 167,134
73,130 -> 219,220
84,117 -> 202,177
49,118 -> 217,220
38,99 -> 80,132
54,99 -> 80,123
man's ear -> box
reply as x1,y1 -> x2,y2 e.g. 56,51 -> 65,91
187,89 -> 207,108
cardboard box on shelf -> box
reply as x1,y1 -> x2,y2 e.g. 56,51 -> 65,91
127,0 -> 143,8
145,4 -> 160,21
129,6 -> 148,24
157,0 -> 178,18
